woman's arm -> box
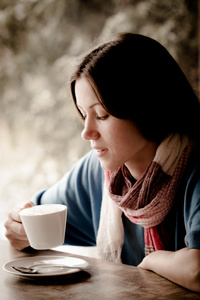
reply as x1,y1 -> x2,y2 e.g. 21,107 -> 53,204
138,247 -> 200,293
4,150 -> 104,250
36,150 -> 104,246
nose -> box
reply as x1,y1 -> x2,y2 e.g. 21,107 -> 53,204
81,119 -> 100,141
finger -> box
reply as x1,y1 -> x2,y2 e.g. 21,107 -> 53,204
22,201 -> 34,209
8,202 -> 34,223
4,225 -> 30,250
4,218 -> 27,238
4,202 -> 34,250
18,202 -> 34,221
9,237 -> 30,251
8,208 -> 22,223
4,220 -> 30,250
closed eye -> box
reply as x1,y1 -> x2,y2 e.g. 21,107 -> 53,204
96,115 -> 109,120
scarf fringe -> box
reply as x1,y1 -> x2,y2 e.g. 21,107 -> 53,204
97,182 -> 123,263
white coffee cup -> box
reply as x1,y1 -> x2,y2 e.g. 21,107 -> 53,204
19,204 -> 67,250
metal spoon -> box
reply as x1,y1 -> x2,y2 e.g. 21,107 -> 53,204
12,264 -> 90,274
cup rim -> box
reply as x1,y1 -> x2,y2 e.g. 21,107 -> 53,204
19,204 -> 67,216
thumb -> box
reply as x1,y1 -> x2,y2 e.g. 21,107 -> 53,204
22,201 -> 34,209
15,201 -> 34,222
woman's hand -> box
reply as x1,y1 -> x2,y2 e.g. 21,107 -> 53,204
4,201 -> 34,250
138,247 -> 200,293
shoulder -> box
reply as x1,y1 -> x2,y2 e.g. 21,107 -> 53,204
62,150 -> 104,197
184,147 -> 200,200
72,150 -> 101,169
183,148 -> 200,248
70,150 -> 103,179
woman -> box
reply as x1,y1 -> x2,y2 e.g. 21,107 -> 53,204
4,33 -> 200,292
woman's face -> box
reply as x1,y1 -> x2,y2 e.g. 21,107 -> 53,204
75,77 -> 157,179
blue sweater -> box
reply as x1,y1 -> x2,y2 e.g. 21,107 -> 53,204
32,150 -> 200,266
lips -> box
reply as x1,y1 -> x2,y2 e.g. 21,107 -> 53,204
93,148 -> 108,157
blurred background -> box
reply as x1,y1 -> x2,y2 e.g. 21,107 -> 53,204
0,0 -> 199,239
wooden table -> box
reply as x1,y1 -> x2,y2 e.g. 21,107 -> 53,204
1,239 -> 199,300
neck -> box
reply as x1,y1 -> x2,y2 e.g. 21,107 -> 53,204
125,141 -> 158,180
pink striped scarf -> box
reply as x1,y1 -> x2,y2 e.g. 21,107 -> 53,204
97,134 -> 194,261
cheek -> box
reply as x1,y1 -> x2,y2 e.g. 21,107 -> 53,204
103,119 -> 145,149
110,128 -> 145,155
110,128 -> 133,145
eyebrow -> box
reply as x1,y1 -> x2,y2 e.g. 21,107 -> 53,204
78,102 -> 101,110
89,103 -> 101,108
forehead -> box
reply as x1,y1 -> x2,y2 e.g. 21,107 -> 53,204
75,77 -> 100,108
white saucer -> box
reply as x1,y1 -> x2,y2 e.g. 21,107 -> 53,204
3,255 -> 89,280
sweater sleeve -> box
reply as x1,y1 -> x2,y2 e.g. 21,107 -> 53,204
184,163 -> 200,249
31,150 -> 104,246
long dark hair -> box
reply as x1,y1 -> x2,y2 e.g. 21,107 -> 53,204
70,33 -> 200,143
